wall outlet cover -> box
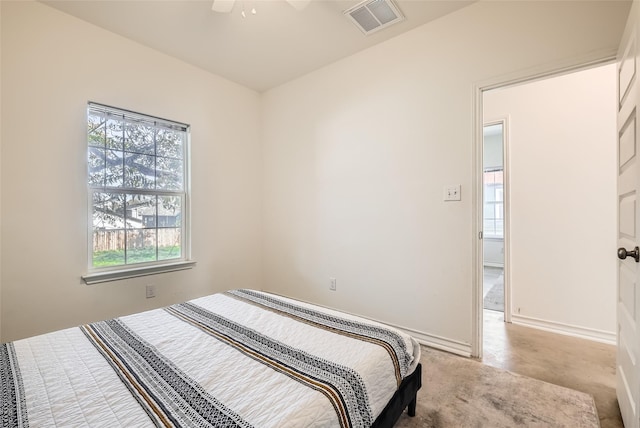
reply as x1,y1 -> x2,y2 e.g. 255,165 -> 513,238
146,285 -> 156,298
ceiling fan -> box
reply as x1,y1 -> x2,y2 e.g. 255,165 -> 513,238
211,0 -> 312,14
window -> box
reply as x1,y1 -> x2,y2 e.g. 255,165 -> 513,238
483,168 -> 504,238
83,103 -> 193,284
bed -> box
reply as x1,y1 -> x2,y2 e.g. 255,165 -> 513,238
1,289 -> 422,427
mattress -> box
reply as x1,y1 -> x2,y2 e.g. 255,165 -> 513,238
1,289 -> 421,427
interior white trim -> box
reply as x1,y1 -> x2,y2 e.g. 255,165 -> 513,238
338,314 -> 473,357
266,294 -> 474,358
483,262 -> 504,268
82,260 -> 196,285
511,314 -> 616,345
390,323 -> 472,357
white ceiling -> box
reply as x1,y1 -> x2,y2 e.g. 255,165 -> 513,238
41,0 -> 475,92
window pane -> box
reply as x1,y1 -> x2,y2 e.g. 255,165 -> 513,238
158,195 -> 181,227
483,168 -> 504,238
104,150 -> 124,187
485,186 -> 496,202
88,147 -> 105,187
157,129 -> 184,159
88,111 -> 105,147
484,202 -> 494,215
158,228 -> 181,261
93,192 -> 125,230
126,194 -> 155,229
106,117 -> 124,150
126,229 -> 156,264
124,153 -> 156,189
157,157 -> 183,190
92,192 -> 126,267
92,230 -> 125,267
125,121 -> 155,155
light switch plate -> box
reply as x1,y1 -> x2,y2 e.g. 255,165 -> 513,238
444,185 -> 461,201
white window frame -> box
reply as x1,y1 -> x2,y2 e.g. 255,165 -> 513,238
82,102 -> 194,285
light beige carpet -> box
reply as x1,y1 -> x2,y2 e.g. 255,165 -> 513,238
394,347 -> 600,427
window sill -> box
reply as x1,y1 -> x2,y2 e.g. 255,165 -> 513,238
82,260 -> 196,285
483,235 -> 504,240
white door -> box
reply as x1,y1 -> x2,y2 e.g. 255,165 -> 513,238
618,3 -> 640,426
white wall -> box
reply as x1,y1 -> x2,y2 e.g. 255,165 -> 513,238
0,2 -> 263,342
484,239 -> 504,267
0,0 -> 628,349
484,64 -> 617,339
483,131 -> 503,170
262,1 -> 628,353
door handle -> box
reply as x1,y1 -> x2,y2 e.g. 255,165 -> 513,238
618,246 -> 640,262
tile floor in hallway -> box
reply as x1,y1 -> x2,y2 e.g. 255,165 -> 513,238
482,310 -> 622,428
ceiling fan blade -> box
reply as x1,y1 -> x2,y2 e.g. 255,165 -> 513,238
212,0 -> 235,13
285,0 -> 312,11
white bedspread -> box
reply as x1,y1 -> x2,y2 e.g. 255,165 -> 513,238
1,289 -> 420,428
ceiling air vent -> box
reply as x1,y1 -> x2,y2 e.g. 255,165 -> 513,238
344,0 -> 404,36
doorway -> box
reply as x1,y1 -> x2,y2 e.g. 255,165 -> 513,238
482,122 -> 505,316
476,62 -> 618,359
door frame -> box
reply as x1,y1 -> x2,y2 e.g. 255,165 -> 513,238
471,56 -> 616,359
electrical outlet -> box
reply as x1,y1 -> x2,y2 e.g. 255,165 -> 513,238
146,285 -> 156,299
330,277 -> 337,291
444,185 -> 461,201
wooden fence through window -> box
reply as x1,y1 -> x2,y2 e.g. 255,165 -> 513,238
93,229 -> 180,252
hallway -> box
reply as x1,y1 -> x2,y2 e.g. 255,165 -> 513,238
483,266 -> 504,312
482,310 -> 621,428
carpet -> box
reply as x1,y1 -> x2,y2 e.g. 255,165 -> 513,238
394,347 -> 600,427
484,282 -> 504,312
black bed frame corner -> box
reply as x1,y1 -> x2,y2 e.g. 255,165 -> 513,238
370,363 -> 422,428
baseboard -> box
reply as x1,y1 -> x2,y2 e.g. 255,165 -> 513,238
511,314 -> 615,345
289,296 -> 474,357
299,298 -> 475,358
384,322 -> 472,357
